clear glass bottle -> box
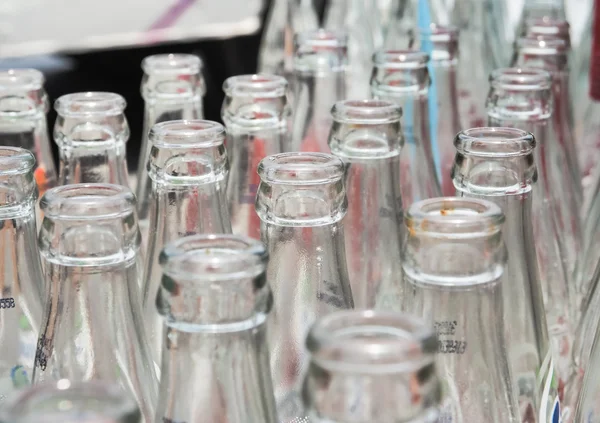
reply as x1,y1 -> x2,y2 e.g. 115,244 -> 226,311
0,147 -> 44,403
135,54 -> 205,253
0,379 -> 141,423
256,152 -> 354,422
222,74 -> 291,239
155,234 -> 278,423
291,30 -> 348,153
517,0 -> 567,36
327,99 -> 404,310
34,183 -> 158,423
302,310 -> 442,423
371,50 -> 441,206
452,128 -> 567,420
53,92 -> 131,187
402,197 -> 539,423
0,69 -> 57,198
141,120 -> 232,365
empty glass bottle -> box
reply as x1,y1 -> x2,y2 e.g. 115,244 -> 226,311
256,152 -> 354,422
0,379 -> 141,423
0,69 -> 57,198
222,74 -> 291,239
53,92 -> 131,187
452,128 -> 567,420
371,50 -> 441,206
517,0 -> 566,37
135,54 -> 205,253
0,147 -> 44,403
327,99 -> 404,310
302,310 -> 442,422
34,183 -> 157,423
155,234 -> 278,423
141,120 -> 231,364
291,30 -> 348,153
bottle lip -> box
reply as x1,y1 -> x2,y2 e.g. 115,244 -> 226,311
523,17 -> 570,41
149,119 -> 225,148
405,197 -> 504,237
294,29 -> 348,50
515,35 -> 568,56
417,23 -> 459,41
160,234 -> 267,281
141,53 -> 202,75
40,183 -> 136,220
0,147 -> 35,175
306,310 -> 437,374
372,50 -> 429,69
454,127 -> 535,157
54,92 -> 126,118
222,74 -> 288,97
258,152 -> 345,186
331,99 -> 402,124
489,67 -> 552,91
0,69 -> 45,92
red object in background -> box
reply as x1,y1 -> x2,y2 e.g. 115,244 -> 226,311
248,137 -> 266,240
591,0 -> 600,100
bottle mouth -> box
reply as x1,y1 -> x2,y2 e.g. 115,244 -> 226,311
416,24 -> 459,42
160,234 -> 267,282
331,99 -> 401,124
258,152 -> 345,186
0,147 -> 35,175
0,69 -> 44,92
523,17 -> 570,42
222,74 -> 287,98
372,50 -> 429,69
405,197 -> 504,238
489,67 -> 552,91
515,36 -> 568,56
306,310 -> 437,374
295,29 -> 348,50
454,127 -> 535,157
141,53 -> 202,75
54,92 -> 126,118
40,183 -> 136,220
149,119 -> 225,148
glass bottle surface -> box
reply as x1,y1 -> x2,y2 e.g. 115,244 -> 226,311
290,30 -> 348,153
0,147 -> 44,403
222,74 -> 291,239
256,152 -> 354,422
371,50 -> 441,206
155,234 -> 278,423
302,310 -> 442,423
0,69 -> 57,198
402,197 -> 525,423
53,92 -> 131,187
135,54 -> 205,255
327,99 -> 404,310
33,184 -> 158,423
0,379 -> 141,423
141,120 -> 232,365
517,0 -> 567,37
452,128 -> 565,421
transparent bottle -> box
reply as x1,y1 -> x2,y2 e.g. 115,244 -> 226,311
0,147 -> 44,403
402,197 -> 538,423
0,69 -> 57,197
517,0 -> 566,37
34,183 -> 158,423
370,50 -> 441,206
53,92 -> 131,187
155,234 -> 278,423
452,128 -> 566,421
302,310 -> 442,423
291,30 -> 348,153
141,120 -> 232,364
256,152 -> 354,422
0,379 -> 141,423
327,99 -> 404,310
411,24 -> 463,195
135,54 -> 205,254
222,74 -> 291,239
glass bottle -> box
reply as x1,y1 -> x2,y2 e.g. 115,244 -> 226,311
517,0 -> 567,36
256,152 -> 354,422
291,30 -> 348,153
141,120 -> 231,364
371,50 -> 441,206
402,197 -> 539,423
302,310 -> 442,422
452,128 -> 567,420
411,24 -> 463,195
0,379 -> 141,423
222,74 -> 291,239
327,99 -> 404,310
0,69 -> 57,198
34,183 -> 158,423
155,234 -> 278,423
135,54 -> 205,254
53,92 -> 131,187
0,147 -> 44,403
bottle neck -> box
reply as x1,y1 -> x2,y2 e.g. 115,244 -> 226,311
57,140 -> 129,186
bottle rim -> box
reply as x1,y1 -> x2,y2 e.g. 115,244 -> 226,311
416,23 -> 459,41
54,92 -> 126,118
141,53 -> 202,75
258,152 -> 345,186
489,67 -> 552,91
331,99 -> 402,124
149,119 -> 225,148
372,50 -> 429,69
0,69 -> 45,92
0,147 -> 35,175
294,29 -> 348,50
515,35 -> 568,55
454,127 -> 535,157
222,74 -> 287,97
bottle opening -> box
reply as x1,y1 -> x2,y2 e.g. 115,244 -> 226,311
258,152 -> 345,185
223,74 -> 287,98
372,50 -> 429,69
515,36 -> 568,56
141,53 -> 202,75
149,119 -> 225,148
371,50 -> 429,95
0,69 -> 44,92
331,99 -> 402,124
0,147 -> 35,175
489,67 -> 552,91
454,127 -> 535,157
523,17 -> 570,44
294,30 -> 348,73
54,92 -> 126,118
417,23 -> 459,41
414,25 -> 459,61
